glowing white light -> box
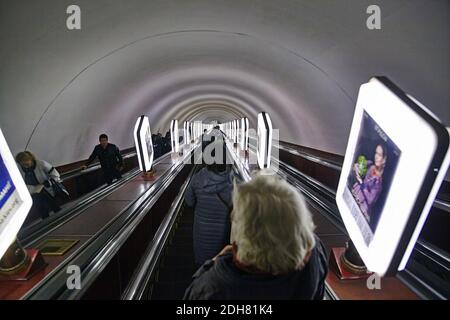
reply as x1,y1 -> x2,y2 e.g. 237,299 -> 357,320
133,115 -> 154,172
170,120 -> 179,153
241,117 -> 249,150
234,119 -> 239,144
184,121 -> 190,145
335,77 -> 450,276
257,112 -> 273,169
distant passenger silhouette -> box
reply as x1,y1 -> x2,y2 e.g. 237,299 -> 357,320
82,134 -> 123,185
184,172 -> 328,300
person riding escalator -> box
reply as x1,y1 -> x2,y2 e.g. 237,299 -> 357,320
82,133 -> 123,185
185,139 -> 234,267
16,151 -> 62,220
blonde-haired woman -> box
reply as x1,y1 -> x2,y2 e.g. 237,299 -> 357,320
16,151 -> 61,220
184,172 -> 328,300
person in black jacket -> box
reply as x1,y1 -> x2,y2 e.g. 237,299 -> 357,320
81,134 -> 123,185
185,138 -> 233,267
184,172 -> 328,300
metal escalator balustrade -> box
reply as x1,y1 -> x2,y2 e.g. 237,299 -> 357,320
19,151 -> 172,246
224,137 -> 339,300
20,143 -> 201,299
245,137 -> 450,299
19,167 -> 141,246
59,151 -> 138,182
125,139 -> 239,300
123,165 -> 199,300
18,149 -> 142,244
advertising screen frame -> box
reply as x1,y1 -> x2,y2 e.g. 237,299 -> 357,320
336,77 -> 450,276
0,129 -> 33,260
133,115 -> 154,172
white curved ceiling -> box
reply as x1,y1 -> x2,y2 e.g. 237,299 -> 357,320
0,0 -> 449,167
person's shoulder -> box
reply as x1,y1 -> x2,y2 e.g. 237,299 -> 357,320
36,159 -> 52,169
185,260 -> 224,300
311,235 -> 329,272
313,235 -> 327,255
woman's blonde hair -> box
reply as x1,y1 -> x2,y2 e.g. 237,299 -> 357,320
15,151 -> 36,164
231,171 -> 316,274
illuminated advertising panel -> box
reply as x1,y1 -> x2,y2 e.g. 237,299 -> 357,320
257,112 -> 273,169
336,77 -> 450,276
0,129 -> 32,260
133,116 -> 154,172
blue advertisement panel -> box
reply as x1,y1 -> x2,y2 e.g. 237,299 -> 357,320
0,128 -> 32,260
0,154 -> 16,211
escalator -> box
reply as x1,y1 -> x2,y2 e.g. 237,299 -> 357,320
244,137 -> 450,299
127,140 -> 345,300
121,135 -> 449,300
123,142 -> 240,300
150,203 -> 196,300
6,133 -> 446,300
0,142 -> 200,300
20,149 -> 139,230
18,149 -> 141,245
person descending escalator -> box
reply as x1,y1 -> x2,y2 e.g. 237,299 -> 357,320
81,133 -> 123,185
162,131 -> 172,154
183,172 -> 328,300
16,151 -> 62,220
185,139 -> 233,267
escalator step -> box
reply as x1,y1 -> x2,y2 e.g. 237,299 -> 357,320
150,206 -> 197,300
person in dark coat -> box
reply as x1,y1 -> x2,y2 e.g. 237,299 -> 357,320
184,172 -> 328,300
82,133 -> 123,185
185,139 -> 233,267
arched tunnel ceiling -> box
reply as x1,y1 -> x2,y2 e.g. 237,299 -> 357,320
0,0 -> 449,167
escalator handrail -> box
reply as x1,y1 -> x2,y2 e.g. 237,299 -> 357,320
248,135 -> 342,170
19,152 -> 172,246
19,168 -> 140,246
22,144 -> 200,300
252,141 -> 450,262
249,136 -> 450,213
124,142 -> 249,300
246,140 -> 450,299
122,165 -> 197,300
59,150 -> 137,182
226,142 -> 339,300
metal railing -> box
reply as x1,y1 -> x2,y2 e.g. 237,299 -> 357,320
123,140 -> 250,300
122,165 -> 197,300
22,145 -> 200,299
19,152 -> 171,247
248,139 -> 450,299
59,151 -> 137,182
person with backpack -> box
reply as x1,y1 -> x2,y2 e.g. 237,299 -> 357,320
185,138 -> 233,267
16,151 -> 63,220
